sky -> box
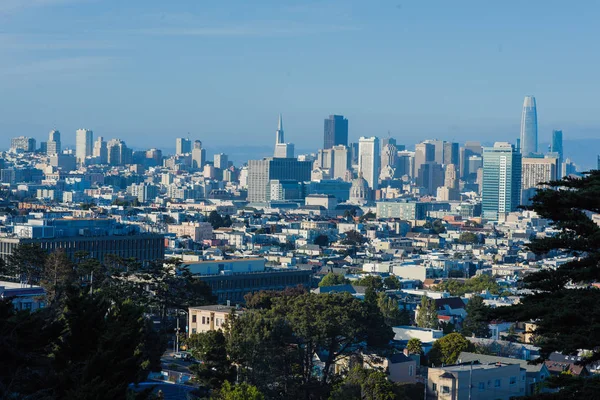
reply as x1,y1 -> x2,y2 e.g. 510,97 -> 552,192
1,0 -> 599,165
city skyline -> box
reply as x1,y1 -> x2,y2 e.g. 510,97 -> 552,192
2,1 -> 600,155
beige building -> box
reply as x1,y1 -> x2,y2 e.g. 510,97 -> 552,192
188,305 -> 242,335
427,362 -> 526,399
521,157 -> 558,205
167,222 -> 213,242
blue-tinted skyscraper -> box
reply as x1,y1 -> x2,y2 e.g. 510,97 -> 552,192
324,115 -> 348,149
482,142 -> 522,220
551,129 -> 563,177
520,96 -> 538,156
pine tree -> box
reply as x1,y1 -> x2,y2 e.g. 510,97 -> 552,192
416,296 -> 438,329
461,295 -> 490,338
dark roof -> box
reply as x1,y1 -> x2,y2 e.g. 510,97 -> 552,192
435,297 -> 466,310
389,353 -> 413,364
313,284 -> 366,294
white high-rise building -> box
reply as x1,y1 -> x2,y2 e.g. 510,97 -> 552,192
93,136 -> 108,164
47,130 -> 61,155
191,140 -> 206,169
75,129 -> 93,164
521,156 -> 559,205
358,136 -> 380,190
332,145 -> 351,180
176,138 -> 192,155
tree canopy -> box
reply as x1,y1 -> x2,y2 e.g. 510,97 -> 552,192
318,272 -> 350,287
491,171 -> 600,367
461,295 -> 491,338
416,296 -> 438,329
428,333 -> 470,367
436,275 -> 505,296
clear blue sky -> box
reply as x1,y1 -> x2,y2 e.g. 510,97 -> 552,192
1,0 -> 599,157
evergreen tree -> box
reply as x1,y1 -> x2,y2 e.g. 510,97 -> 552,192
406,338 -> 423,355
428,333 -> 470,367
377,292 -> 410,327
7,243 -> 47,285
214,381 -> 265,400
416,296 -> 438,329
461,295 -> 491,338
383,275 -> 400,290
318,272 -> 350,287
490,171 -> 600,365
188,330 -> 235,389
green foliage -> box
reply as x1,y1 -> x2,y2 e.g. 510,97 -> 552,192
342,230 -> 367,246
416,296 -> 438,329
383,275 -> 400,290
319,272 -> 350,287
377,292 -> 410,327
423,219 -> 446,234
329,366 -> 395,400
359,211 -> 376,222
243,285 -> 307,309
314,234 -> 330,247
490,171 -> 600,369
458,232 -> 478,244
187,331 -> 235,389
461,295 -> 491,338
41,249 -> 75,303
214,381 -> 265,400
520,375 -> 600,400
354,275 -> 384,291
406,338 -> 423,355
208,211 -> 232,229
6,243 -> 47,285
428,333 -> 470,367
436,275 -> 503,296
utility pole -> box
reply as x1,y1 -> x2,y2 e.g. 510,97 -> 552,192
468,361 -> 473,400
175,316 -> 180,353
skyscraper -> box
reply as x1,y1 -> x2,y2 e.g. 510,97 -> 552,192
10,137 -> 36,152
247,158 -> 312,203
443,142 -> 460,167
324,115 -> 348,149
273,114 -> 294,158
275,114 -> 284,144
214,153 -> 228,169
520,96 -> 538,156
176,138 -> 192,155
192,140 -> 206,169
332,145 -> 351,180
75,129 -> 93,164
47,130 -> 61,155
521,156 -> 559,205
482,142 -> 522,220
93,136 -> 108,164
358,136 -> 380,190
107,139 -> 132,166
460,141 -> 482,179
414,141 -> 435,179
551,130 -> 563,177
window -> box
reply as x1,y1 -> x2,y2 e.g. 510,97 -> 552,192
442,386 -> 450,394
192,315 -> 197,323
510,376 -> 517,385
202,316 -> 205,324
495,379 -> 501,388
432,383 -> 437,392
478,382 -> 485,391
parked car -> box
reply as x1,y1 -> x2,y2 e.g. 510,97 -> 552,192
173,352 -> 192,361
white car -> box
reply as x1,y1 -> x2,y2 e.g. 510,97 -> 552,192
173,352 -> 191,360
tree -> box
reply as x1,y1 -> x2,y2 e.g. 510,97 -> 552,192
436,275 -> 504,296
343,230 -> 367,246
461,295 -> 491,338
41,249 -> 75,303
355,275 -> 384,291
243,285 -> 307,309
424,219 -> 446,234
383,275 -> 400,290
214,381 -> 264,400
329,366 -> 396,400
406,338 -> 423,355
319,272 -> 350,287
188,330 -> 235,389
7,243 -> 47,285
490,171 -> 600,367
377,292 -> 409,327
314,234 -> 329,247
416,296 -> 438,329
428,333 -> 470,367
458,232 -> 478,244
208,210 -> 226,229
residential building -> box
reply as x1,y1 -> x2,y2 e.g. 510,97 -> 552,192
168,222 -> 213,242
10,136 -> 36,152
427,362 -> 526,399
521,156 -> 559,205
107,139 -> 132,166
188,305 -> 242,335
247,158 -> 312,203
191,140 -> 206,169
323,115 -> 348,149
93,136 -> 108,164
482,142 -> 522,220
47,130 -> 61,155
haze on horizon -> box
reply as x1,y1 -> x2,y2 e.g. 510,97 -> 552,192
1,0 -> 599,160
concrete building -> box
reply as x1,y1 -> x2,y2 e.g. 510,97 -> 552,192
414,142 -> 435,179
75,129 -> 93,164
482,142 -> 522,220
521,156 -> 558,205
93,136 -> 108,164
191,140 -> 206,169
176,137 -> 192,155
107,139 -> 132,166
214,153 -> 228,169
427,362 -> 526,399
168,222 -> 213,242
323,114 -> 348,149
358,136 -> 380,190
46,130 -> 61,156
332,145 -> 351,180
10,136 -> 36,152
247,158 -> 312,203
188,305 -> 242,335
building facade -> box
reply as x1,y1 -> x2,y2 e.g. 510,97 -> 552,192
482,142 -> 522,220
75,129 -> 93,164
520,96 -> 538,156
358,136 -> 380,190
323,115 -> 348,149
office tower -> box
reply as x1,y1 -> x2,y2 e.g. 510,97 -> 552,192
176,138 -> 192,155
521,156 -> 559,205
107,139 -> 132,166
10,136 -> 36,152
443,142 -> 459,167
214,153 -> 228,169
275,114 -> 284,144
520,96 -> 538,156
332,145 -> 351,180
316,148 -> 334,170
468,155 -> 483,175
47,130 -> 61,155
93,136 -> 108,164
482,142 -> 522,220
432,140 -> 445,164
349,142 -> 359,165
273,114 -> 295,158
192,140 -> 206,169
381,141 -> 398,173
358,136 -> 380,190
550,130 -> 563,177
396,151 -> 414,178
460,141 -> 482,179
324,115 -> 349,149
75,129 -> 93,164
414,141 -> 435,179
247,158 -> 313,202
417,162 -> 444,196
437,164 -> 460,201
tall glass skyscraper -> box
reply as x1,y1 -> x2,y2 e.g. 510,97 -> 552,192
520,96 -> 538,156
482,142 -> 522,220
358,136 -> 380,190
324,115 -> 348,149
